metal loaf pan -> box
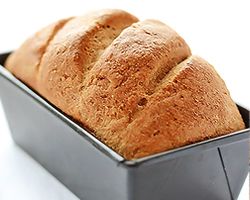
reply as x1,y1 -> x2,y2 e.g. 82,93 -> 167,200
0,52 -> 249,200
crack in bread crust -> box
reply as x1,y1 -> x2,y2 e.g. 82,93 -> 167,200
5,10 -> 245,160
37,9 -> 138,119
5,18 -> 72,90
78,20 -> 192,151
118,56 -> 245,159
36,18 -> 74,72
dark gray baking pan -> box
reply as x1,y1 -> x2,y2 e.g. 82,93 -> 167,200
0,52 -> 249,200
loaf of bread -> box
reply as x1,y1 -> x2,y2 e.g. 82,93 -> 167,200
5,9 -> 245,159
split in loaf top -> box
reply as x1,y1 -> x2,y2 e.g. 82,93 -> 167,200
5,9 -> 245,159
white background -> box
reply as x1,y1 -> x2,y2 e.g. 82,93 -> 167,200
0,0 -> 249,199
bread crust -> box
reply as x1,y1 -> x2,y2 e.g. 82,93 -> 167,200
37,9 -> 138,117
5,18 -> 72,89
117,56 -> 245,159
5,10 -> 245,160
80,19 -> 192,152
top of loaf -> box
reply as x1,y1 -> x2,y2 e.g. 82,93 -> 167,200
5,9 -> 245,159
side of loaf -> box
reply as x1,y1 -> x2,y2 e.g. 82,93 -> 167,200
5,9 -> 245,160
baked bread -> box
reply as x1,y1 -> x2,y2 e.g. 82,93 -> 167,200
5,9 -> 245,159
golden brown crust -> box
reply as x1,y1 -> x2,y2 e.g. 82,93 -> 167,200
5,10 -> 245,160
117,56 -> 245,159
5,18 -> 72,89
80,19 -> 192,149
37,9 -> 138,117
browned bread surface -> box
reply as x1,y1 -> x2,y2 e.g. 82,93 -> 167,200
5,9 -> 245,160
5,18 -> 72,89
37,9 -> 138,118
